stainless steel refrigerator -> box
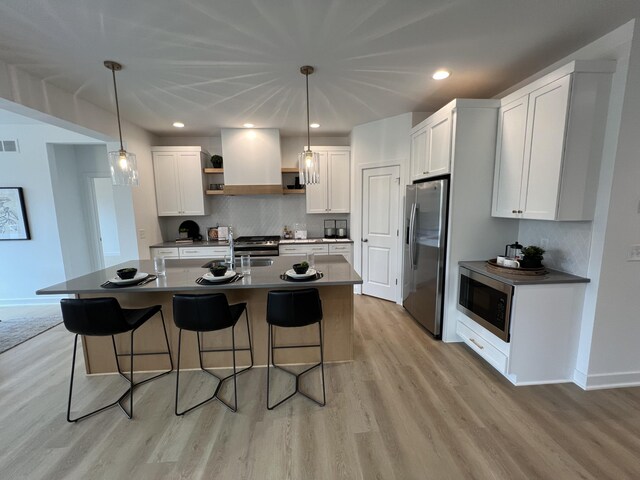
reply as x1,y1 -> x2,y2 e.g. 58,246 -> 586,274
403,177 -> 449,337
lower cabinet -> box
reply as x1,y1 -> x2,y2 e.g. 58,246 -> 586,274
279,244 -> 329,256
279,243 -> 353,265
150,247 -> 179,259
457,281 -> 586,385
150,246 -> 228,260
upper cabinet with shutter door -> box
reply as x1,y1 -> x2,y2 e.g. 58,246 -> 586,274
492,60 -> 615,221
410,107 -> 452,182
152,146 -> 209,216
306,146 -> 350,213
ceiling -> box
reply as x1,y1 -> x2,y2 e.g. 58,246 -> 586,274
0,0 -> 638,137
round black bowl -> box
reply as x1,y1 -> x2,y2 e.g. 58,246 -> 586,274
292,263 -> 309,275
116,268 -> 137,280
210,265 -> 228,277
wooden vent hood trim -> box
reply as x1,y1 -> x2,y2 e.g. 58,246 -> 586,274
223,184 -> 283,195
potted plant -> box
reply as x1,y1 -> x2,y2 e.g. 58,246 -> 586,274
210,265 -> 228,277
293,261 -> 309,274
210,155 -> 223,168
520,245 -> 545,268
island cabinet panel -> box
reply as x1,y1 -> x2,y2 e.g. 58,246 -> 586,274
491,61 -> 614,221
152,146 -> 209,216
306,146 -> 350,213
80,285 -> 354,373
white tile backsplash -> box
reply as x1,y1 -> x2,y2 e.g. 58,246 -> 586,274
159,195 -> 348,240
518,220 -> 592,276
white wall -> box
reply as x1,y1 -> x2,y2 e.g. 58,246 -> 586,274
0,58 -> 161,260
159,196 -> 348,240
0,124 -> 104,305
585,20 -> 640,388
49,144 -> 96,279
350,112 -> 412,300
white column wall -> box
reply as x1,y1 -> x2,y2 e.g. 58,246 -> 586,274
350,112 -> 412,301
585,20 -> 640,387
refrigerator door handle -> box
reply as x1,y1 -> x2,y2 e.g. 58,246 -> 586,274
408,203 -> 416,267
409,203 -> 418,267
412,204 -> 419,267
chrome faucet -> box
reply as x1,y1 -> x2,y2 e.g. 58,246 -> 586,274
228,228 -> 235,269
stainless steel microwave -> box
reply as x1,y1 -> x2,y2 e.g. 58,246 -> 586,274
458,267 -> 514,342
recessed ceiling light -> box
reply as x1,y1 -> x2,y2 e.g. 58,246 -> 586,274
243,123 -> 254,128
310,123 -> 320,129
172,122 -> 185,128
432,70 -> 450,80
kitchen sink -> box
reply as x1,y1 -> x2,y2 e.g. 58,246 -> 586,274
201,258 -> 274,268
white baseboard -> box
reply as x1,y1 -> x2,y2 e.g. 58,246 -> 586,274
573,369 -> 588,389
0,295 -> 68,306
576,370 -> 640,390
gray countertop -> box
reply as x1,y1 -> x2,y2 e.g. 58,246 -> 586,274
37,255 -> 362,295
150,238 -> 353,248
279,238 -> 353,244
459,260 -> 590,286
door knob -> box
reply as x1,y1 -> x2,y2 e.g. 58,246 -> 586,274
362,239 -> 368,242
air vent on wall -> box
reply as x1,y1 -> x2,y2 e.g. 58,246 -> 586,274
0,140 -> 19,152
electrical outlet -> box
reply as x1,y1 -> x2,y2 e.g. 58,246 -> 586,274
138,229 -> 146,240
628,244 -> 640,261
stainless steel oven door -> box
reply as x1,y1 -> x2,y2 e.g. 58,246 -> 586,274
458,267 -> 513,342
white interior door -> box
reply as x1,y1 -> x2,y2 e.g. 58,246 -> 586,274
361,165 -> 400,301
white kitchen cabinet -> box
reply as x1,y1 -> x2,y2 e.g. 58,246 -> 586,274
492,61 -> 614,220
456,276 -> 587,386
150,245 -> 228,259
150,247 -> 179,259
329,243 -> 353,265
179,246 -> 228,258
279,244 -> 329,256
306,147 -> 350,213
410,107 -> 452,182
152,146 -> 209,216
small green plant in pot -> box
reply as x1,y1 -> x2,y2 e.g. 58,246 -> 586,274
293,261 -> 309,274
521,245 -> 545,268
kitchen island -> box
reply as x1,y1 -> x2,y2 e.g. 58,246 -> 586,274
37,255 -> 362,374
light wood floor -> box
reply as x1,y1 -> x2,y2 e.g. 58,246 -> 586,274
1,295 -> 639,480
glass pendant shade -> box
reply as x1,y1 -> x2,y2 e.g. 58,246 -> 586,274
298,149 -> 320,184
298,65 -> 320,185
104,60 -> 138,187
108,149 -> 139,186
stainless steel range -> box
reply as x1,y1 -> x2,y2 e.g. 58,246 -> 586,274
234,236 -> 280,257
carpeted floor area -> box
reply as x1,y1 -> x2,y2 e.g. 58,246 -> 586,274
0,315 -> 63,354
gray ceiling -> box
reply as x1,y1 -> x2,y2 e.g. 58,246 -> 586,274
0,0 -> 638,136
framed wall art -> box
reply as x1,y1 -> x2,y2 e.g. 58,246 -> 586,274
0,187 -> 31,240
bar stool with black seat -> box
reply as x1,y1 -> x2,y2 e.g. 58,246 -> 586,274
60,297 -> 173,423
266,288 -> 325,409
172,293 -> 253,415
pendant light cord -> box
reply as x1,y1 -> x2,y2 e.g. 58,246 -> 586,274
110,66 -> 125,151
305,71 -> 311,152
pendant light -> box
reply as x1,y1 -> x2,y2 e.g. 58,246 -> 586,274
104,60 -> 139,186
298,65 -> 320,185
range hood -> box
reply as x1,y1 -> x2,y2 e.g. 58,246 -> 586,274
221,128 -> 283,195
